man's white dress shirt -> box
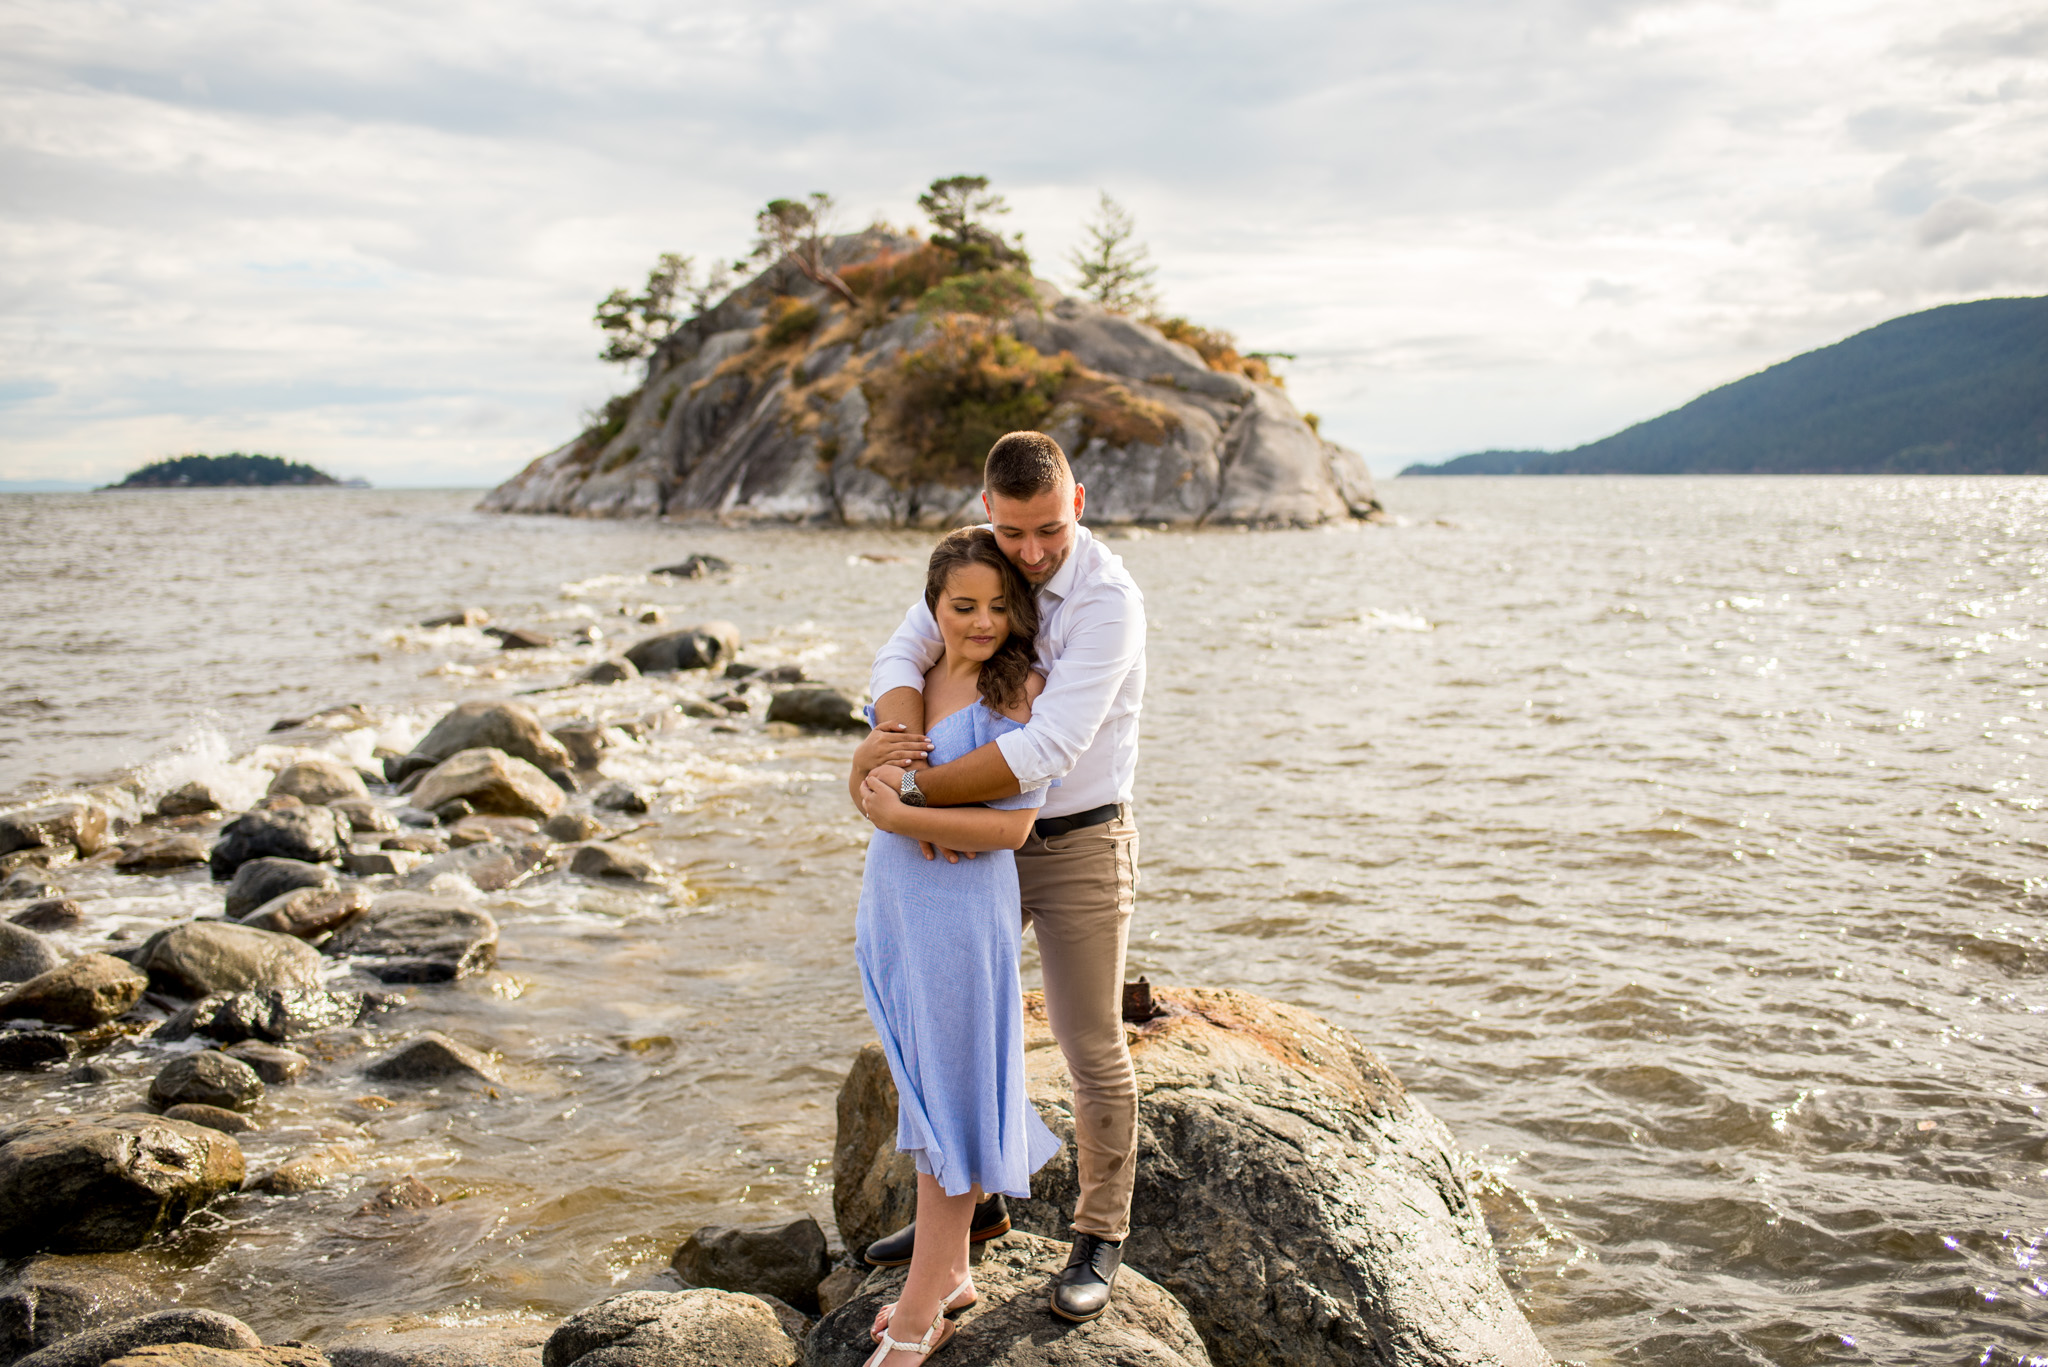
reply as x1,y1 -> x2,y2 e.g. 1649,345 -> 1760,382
868,526 -> 1145,819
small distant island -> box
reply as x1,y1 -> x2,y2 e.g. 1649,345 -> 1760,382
1404,295 -> 2048,476
104,453 -> 366,488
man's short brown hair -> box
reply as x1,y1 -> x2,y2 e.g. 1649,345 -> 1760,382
983,431 -> 1071,500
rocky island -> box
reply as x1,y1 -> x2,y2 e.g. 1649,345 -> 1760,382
484,185 -> 1380,528
103,455 -> 354,489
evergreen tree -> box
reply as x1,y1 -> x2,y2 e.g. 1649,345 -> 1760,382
751,193 -> 857,306
1070,192 -> 1158,314
918,175 -> 1026,271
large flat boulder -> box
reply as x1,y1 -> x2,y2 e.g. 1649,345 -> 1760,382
10,1310 -> 262,1367
0,957 -> 148,1029
808,1229 -> 1210,1366
209,807 -> 347,879
136,923 -> 324,999
324,897 -> 497,983
834,985 -> 1553,1367
541,1290 -> 794,1367
410,752 -> 562,823
623,623 -> 739,674
0,1116 -> 245,1255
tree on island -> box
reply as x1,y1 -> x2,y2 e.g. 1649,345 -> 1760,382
919,175 -> 1029,272
1070,192 -> 1159,314
752,194 -> 859,308
107,453 -> 341,488
595,253 -> 738,366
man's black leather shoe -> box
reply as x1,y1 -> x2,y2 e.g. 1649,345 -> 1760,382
1049,1232 -> 1123,1322
862,1194 -> 1011,1268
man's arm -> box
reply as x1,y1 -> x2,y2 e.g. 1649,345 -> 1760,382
870,598 -> 943,701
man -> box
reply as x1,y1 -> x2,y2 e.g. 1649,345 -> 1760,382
854,430 -> 1146,1323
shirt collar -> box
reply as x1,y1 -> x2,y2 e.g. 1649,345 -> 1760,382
1038,525 -> 1090,603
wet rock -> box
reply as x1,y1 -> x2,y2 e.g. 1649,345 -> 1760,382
136,923 -> 324,998
223,859 -> 338,920
590,784 -> 651,816
338,851 -> 421,878
623,622 -> 740,674
64,1064 -> 116,1086
221,1041 -> 308,1085
238,886 -> 371,942
396,843 -> 545,895
268,704 -> 374,735
764,688 -> 864,732
540,813 -> 603,843
549,726 -> 606,770
329,801 -> 399,837
446,817 -> 540,847
208,808 -> 347,879
0,1030 -> 71,1072
159,1105 -> 256,1135
411,752 -> 562,823
0,805 -> 111,862
112,838 -> 210,875
154,783 -> 225,819
490,628 -> 550,651
164,988 -> 366,1045
390,702 -> 573,784
147,1051 -> 265,1113
810,1230 -> 1210,1366
362,1032 -> 501,1087
10,901 -> 84,933
378,832 -> 447,856
652,555 -> 731,579
670,1217 -> 830,1314
356,1176 -> 440,1216
267,758 -> 369,807
10,1311 -> 264,1367
0,957 -> 148,1029
0,874 -> 60,907
102,1343 -> 327,1367
579,659 -> 638,686
541,1290 -> 794,1367
813,1266 -> 862,1317
835,985 -> 1553,1367
0,925 -> 63,984
420,609 -> 488,629
255,1144 -> 354,1195
323,1323 -> 546,1367
325,898 -> 498,983
0,1115 -> 244,1255
568,844 -> 658,882
0,1253 -> 162,1366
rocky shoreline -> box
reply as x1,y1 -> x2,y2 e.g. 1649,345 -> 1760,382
1,582 -> 1548,1365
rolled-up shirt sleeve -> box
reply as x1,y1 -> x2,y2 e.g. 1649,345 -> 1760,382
995,584 -> 1144,787
869,597 -> 944,701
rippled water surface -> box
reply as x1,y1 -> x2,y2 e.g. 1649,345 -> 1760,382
3,480 -> 2046,1364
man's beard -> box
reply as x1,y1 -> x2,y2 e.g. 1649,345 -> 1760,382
1020,546 -> 1068,588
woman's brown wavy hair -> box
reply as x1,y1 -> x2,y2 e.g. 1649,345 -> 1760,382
923,527 -> 1039,714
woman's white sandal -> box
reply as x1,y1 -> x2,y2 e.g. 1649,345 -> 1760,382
863,1306 -> 956,1365
871,1275 -> 974,1343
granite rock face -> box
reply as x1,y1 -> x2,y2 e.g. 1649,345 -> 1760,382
833,985 -> 1553,1367
808,1230 -> 1211,1366
541,1290 -> 796,1367
480,236 -> 1379,529
0,1115 -> 245,1255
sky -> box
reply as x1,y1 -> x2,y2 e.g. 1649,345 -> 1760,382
1,0 -> 2044,488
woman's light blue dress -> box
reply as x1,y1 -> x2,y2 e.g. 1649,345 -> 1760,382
856,700 -> 1063,1198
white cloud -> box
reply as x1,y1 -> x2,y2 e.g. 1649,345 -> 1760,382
0,0 -> 2043,485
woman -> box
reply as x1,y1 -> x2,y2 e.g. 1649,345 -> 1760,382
847,527 -> 1063,1364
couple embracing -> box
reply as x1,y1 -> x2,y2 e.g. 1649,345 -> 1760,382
845,431 -> 1147,1364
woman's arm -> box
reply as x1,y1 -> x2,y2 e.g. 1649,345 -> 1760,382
861,766 -> 1035,851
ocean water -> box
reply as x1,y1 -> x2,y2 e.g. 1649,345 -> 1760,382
2,479 -> 2045,1364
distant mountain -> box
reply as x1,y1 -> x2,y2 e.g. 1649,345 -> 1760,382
105,453 -> 346,488
1404,296 -> 2048,476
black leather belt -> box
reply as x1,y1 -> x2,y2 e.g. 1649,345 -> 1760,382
1033,803 -> 1122,841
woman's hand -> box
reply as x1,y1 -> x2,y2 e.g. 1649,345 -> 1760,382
860,764 -> 908,832
854,722 -> 931,775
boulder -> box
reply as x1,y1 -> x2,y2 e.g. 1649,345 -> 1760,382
808,1230 -> 1211,1366
0,1030 -> 72,1072
162,989 -> 366,1046
223,860 -> 338,919
446,817 -> 540,847
113,838 -> 210,874
0,957 -> 148,1029
0,874 -> 59,907
420,609 -> 488,629
491,629 -> 550,651
160,1106 -> 256,1136
549,727 -> 606,770
0,1115 -> 244,1255
395,703 -> 572,782
0,1253 -> 162,1366
590,784 -> 651,816
136,923 -> 324,998
764,688 -> 864,732
208,808 -> 347,879
238,886 -> 371,942
0,925 -> 63,984
10,901 -> 84,932
100,1344 -> 327,1367
356,1176 -> 441,1216
411,752 -> 562,823
362,1033 -> 501,1087
541,814 -> 603,843
378,832 -> 448,856
329,800 -> 399,837
340,851 -> 422,878
255,1145 -> 355,1195
0,806 -> 110,861
154,783 -> 226,819
267,758 -> 369,806
578,660 -> 637,687
623,623 -> 740,674
322,1323 -> 548,1367
325,898 -> 498,984
541,1290 -> 795,1367
147,1052 -> 265,1113
832,985 -> 1553,1367
568,845 -> 658,882
397,843 -> 545,894
10,1311 -> 262,1367
652,555 -> 731,578
669,1217 -> 830,1313
221,1041 -> 308,1085
813,1267 -> 863,1317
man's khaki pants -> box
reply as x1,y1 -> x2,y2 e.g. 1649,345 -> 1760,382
1016,804 -> 1139,1241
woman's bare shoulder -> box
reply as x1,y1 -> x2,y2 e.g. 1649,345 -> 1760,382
993,672 -> 1042,725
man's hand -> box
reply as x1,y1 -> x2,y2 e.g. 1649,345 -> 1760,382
854,722 -> 931,774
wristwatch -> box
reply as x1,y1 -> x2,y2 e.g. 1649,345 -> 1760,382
898,770 -> 928,807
